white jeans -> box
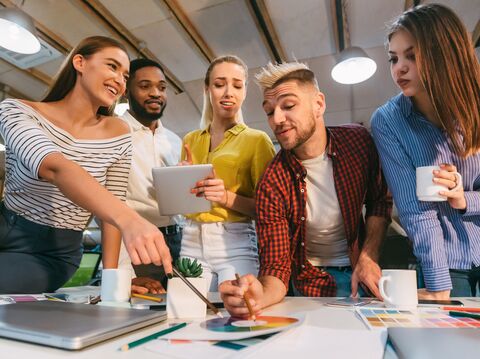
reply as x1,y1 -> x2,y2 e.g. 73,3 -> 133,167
180,220 -> 259,291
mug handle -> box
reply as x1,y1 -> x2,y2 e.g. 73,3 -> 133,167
378,276 -> 392,303
450,172 -> 463,191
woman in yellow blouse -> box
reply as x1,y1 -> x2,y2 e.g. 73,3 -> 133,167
181,55 -> 275,291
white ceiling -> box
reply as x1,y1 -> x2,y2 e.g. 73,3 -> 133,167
0,0 -> 478,139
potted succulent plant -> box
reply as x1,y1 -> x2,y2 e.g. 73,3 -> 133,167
166,257 -> 207,318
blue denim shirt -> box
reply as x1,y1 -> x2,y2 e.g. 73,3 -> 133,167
371,94 -> 480,291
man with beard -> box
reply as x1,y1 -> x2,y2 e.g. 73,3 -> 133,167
117,58 -> 182,293
220,62 -> 392,317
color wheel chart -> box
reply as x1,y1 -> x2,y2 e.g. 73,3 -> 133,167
357,308 -> 480,330
200,316 -> 299,333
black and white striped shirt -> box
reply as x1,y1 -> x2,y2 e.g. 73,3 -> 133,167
0,99 -> 132,231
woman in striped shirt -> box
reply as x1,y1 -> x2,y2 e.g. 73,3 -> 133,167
371,4 -> 480,298
0,36 -> 172,293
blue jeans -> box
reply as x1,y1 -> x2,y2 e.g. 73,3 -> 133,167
291,266 -> 366,297
416,266 -> 480,297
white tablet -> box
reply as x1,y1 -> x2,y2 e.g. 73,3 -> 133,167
152,164 -> 213,215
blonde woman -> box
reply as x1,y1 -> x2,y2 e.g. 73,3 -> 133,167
180,55 -> 275,291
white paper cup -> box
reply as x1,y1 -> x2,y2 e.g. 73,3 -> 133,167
100,268 -> 131,302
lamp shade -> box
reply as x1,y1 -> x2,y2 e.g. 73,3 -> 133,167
331,46 -> 377,85
0,8 -> 41,54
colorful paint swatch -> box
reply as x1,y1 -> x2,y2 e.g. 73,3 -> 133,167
357,308 -> 480,330
201,316 -> 299,333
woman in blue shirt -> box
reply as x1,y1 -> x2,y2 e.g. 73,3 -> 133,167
371,4 -> 480,299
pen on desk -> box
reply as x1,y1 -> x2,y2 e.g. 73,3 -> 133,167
131,293 -> 163,303
171,266 -> 223,318
235,273 -> 256,321
449,311 -> 480,320
120,322 -> 187,351
442,306 -> 480,313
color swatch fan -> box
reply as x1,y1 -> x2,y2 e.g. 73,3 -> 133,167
161,315 -> 302,341
201,316 -> 299,333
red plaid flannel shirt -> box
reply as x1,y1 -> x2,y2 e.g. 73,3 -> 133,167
256,125 -> 392,296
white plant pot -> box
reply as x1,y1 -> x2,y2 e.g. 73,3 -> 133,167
166,277 -> 207,319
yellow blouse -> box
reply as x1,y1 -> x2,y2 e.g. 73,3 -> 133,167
181,123 -> 275,222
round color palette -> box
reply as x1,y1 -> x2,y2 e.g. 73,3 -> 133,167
200,316 -> 299,333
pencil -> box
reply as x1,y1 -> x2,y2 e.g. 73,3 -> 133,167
235,273 -> 256,321
449,311 -> 480,320
442,306 -> 480,313
120,322 -> 186,351
131,293 -> 163,303
171,266 -> 223,318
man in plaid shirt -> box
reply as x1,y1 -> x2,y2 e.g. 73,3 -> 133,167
220,62 -> 392,317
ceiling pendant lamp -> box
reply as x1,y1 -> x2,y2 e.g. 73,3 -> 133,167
331,46 -> 377,85
330,0 -> 376,85
0,8 -> 41,54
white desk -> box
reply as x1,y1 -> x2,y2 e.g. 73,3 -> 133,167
0,297 -> 478,358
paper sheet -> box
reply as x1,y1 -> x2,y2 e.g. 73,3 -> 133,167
145,340 -> 235,359
235,325 -> 387,359
145,334 -> 279,358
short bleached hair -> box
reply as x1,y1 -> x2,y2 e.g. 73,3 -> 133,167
255,62 -> 319,92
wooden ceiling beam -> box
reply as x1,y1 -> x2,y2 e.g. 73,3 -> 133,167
331,0 -> 349,53
159,0 -> 215,63
404,0 -> 422,11
24,68 -> 52,86
473,20 -> 480,47
0,58 -> 51,87
78,0 -> 184,94
245,0 -> 286,63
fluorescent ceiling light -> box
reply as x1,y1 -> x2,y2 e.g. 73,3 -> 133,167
331,46 -> 377,85
0,8 -> 40,54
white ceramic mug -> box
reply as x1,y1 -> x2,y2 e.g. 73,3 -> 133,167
378,269 -> 418,309
416,165 -> 462,202
100,268 -> 131,302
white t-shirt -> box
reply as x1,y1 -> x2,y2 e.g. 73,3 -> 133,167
302,152 -> 350,267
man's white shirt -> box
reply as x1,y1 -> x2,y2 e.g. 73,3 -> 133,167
118,111 -> 182,270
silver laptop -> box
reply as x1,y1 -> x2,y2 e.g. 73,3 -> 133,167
388,328 -> 480,359
152,164 -> 213,215
0,301 -> 166,350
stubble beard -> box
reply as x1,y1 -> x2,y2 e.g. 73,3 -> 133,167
278,113 -> 316,151
128,95 -> 166,122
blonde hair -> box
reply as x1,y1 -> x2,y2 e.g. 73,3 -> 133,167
388,4 -> 480,157
200,55 -> 248,130
255,62 -> 319,92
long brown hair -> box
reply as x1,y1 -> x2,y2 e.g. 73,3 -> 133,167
43,36 -> 129,116
200,55 -> 248,130
388,4 -> 480,157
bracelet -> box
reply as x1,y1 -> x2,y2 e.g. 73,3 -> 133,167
223,190 -> 229,207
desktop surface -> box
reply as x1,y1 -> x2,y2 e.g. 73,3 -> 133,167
0,297 -> 478,358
